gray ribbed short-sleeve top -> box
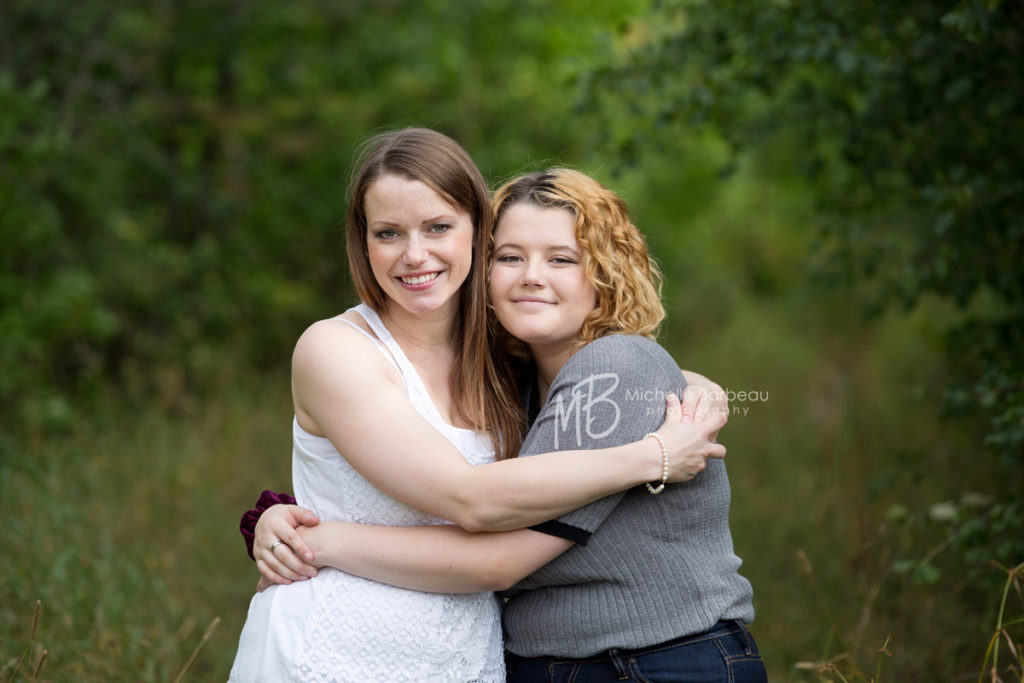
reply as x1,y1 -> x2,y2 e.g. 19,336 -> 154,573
501,334 -> 755,658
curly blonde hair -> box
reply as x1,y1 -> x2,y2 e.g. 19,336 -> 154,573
491,168 -> 665,352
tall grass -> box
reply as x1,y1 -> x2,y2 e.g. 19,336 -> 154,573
0,308 -> 1014,679
0,370 -> 292,680
3,306 -> 1013,680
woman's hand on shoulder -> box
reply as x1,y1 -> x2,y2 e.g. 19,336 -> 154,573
652,393 -> 727,482
680,369 -> 729,423
254,504 -> 321,588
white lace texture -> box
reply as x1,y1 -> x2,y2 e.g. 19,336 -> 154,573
229,304 -> 505,682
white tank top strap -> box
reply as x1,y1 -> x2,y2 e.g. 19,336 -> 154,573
353,303 -> 453,432
333,311 -> 400,373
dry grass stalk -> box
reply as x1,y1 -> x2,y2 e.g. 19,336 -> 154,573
3,600 -> 43,683
977,561 -> 1024,683
171,616 -> 221,683
30,650 -> 47,681
28,603 -> 39,645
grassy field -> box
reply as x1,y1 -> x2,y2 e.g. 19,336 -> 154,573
0,372 -> 294,681
2,297 -> 1014,681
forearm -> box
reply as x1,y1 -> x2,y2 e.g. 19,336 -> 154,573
308,521 -> 568,593
296,326 -> 671,535
245,435 -> 664,558
449,438 -> 663,532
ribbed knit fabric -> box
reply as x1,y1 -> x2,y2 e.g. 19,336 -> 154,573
501,334 -> 755,658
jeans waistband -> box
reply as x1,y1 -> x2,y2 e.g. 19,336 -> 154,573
506,620 -> 745,664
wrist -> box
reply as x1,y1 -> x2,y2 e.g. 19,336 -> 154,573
633,435 -> 663,484
644,432 -> 669,494
304,522 -> 338,569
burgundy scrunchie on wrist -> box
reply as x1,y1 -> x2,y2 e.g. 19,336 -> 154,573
240,489 -> 297,560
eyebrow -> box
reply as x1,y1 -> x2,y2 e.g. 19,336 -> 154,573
370,214 -> 459,228
493,242 -> 581,254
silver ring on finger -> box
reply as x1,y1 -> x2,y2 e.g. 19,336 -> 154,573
269,540 -> 284,553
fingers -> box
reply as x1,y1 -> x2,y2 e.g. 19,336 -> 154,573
254,504 -> 297,554
700,408 -> 728,430
283,504 -> 320,528
273,542 -> 319,578
296,507 -> 320,527
254,519 -> 318,581
256,505 -> 320,545
710,390 -> 729,420
255,558 -> 299,587
680,386 -> 699,423
659,393 -> 682,430
258,513 -> 314,565
279,521 -> 316,563
681,370 -> 729,416
681,385 -> 711,424
657,414 -> 729,483
281,505 -> 320,532
690,426 -> 727,461
707,382 -> 729,416
695,405 -> 728,443
255,541 -> 317,583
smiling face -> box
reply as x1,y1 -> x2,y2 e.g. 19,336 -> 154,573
489,202 -> 597,366
364,174 -> 474,320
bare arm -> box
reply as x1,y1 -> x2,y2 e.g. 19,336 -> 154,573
254,349 -> 729,584
255,392 -> 723,585
291,320 -> 723,533
257,370 -> 727,587
293,522 -> 573,593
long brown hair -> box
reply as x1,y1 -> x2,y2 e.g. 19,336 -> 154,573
345,128 -> 524,459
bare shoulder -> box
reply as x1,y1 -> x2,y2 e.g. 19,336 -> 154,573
292,316 -> 395,383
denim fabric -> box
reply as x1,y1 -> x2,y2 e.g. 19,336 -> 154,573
505,621 -> 767,683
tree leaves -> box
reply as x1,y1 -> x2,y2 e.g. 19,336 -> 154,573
581,0 -> 1024,469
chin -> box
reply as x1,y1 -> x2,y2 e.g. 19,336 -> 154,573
411,292 -> 460,315
502,327 -> 547,346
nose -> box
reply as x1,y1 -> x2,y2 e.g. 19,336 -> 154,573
521,260 -> 545,287
403,233 -> 427,265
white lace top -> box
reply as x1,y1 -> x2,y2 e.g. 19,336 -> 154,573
229,304 -> 504,682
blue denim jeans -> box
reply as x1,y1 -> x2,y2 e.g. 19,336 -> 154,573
504,621 -> 767,682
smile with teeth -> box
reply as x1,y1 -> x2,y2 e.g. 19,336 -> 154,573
399,272 -> 439,285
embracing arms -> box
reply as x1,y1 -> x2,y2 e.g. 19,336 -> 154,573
254,333 -> 730,586
295,523 -> 571,593
252,383 -> 723,585
288,319 -> 725,532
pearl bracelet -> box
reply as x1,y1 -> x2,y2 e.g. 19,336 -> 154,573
645,432 -> 668,494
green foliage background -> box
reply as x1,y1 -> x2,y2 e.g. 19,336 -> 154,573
1,0 -> 1021,680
